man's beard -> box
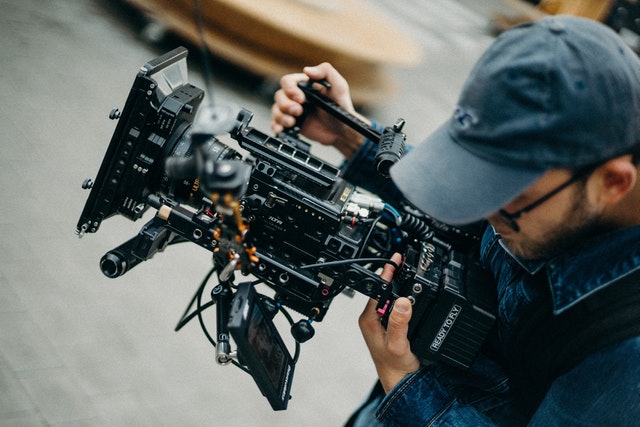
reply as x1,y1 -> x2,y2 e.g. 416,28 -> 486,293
501,184 -> 611,261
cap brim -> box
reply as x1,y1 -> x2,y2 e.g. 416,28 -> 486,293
389,122 -> 544,224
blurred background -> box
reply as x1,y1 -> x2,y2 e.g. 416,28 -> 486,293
1,0 -> 635,426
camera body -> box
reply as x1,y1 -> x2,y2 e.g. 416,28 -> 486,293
77,47 -> 496,407
398,242 -> 497,369
229,109 -> 396,321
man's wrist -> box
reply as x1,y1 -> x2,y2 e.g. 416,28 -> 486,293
334,129 -> 366,159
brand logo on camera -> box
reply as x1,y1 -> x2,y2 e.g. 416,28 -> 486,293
430,304 -> 462,351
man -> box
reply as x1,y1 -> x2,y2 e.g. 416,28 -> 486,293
271,16 -> 640,425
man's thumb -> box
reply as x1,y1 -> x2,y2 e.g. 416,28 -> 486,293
387,298 -> 411,333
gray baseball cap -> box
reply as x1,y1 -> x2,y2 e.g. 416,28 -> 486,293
390,15 -> 640,224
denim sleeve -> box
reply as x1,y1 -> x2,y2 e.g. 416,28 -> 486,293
374,366 -> 455,427
374,364 -> 510,427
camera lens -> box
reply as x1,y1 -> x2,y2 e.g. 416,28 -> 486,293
160,122 -> 241,204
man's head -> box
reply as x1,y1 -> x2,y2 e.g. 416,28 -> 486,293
390,16 -> 640,259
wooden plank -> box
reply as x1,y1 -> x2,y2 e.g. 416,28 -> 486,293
123,0 -> 424,104
493,0 -> 616,33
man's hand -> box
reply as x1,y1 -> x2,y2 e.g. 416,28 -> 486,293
359,253 -> 421,393
270,62 -> 369,159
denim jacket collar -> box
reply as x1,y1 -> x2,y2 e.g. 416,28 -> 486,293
499,225 -> 640,315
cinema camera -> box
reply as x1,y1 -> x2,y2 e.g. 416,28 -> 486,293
76,47 -> 497,410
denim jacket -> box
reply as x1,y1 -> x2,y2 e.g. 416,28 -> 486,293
345,141 -> 640,426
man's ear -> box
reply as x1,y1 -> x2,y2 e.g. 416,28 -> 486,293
594,156 -> 637,205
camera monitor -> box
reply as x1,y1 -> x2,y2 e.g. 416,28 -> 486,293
228,283 -> 295,410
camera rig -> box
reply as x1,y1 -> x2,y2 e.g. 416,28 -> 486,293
76,47 -> 497,410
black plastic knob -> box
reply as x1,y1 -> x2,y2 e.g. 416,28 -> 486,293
291,320 -> 315,343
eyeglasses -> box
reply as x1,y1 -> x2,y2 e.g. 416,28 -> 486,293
497,165 -> 597,232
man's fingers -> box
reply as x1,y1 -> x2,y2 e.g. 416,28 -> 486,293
359,298 -> 383,334
270,87 -> 307,133
278,72 -> 309,102
386,297 -> 412,354
380,253 -> 403,282
273,89 -> 303,116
